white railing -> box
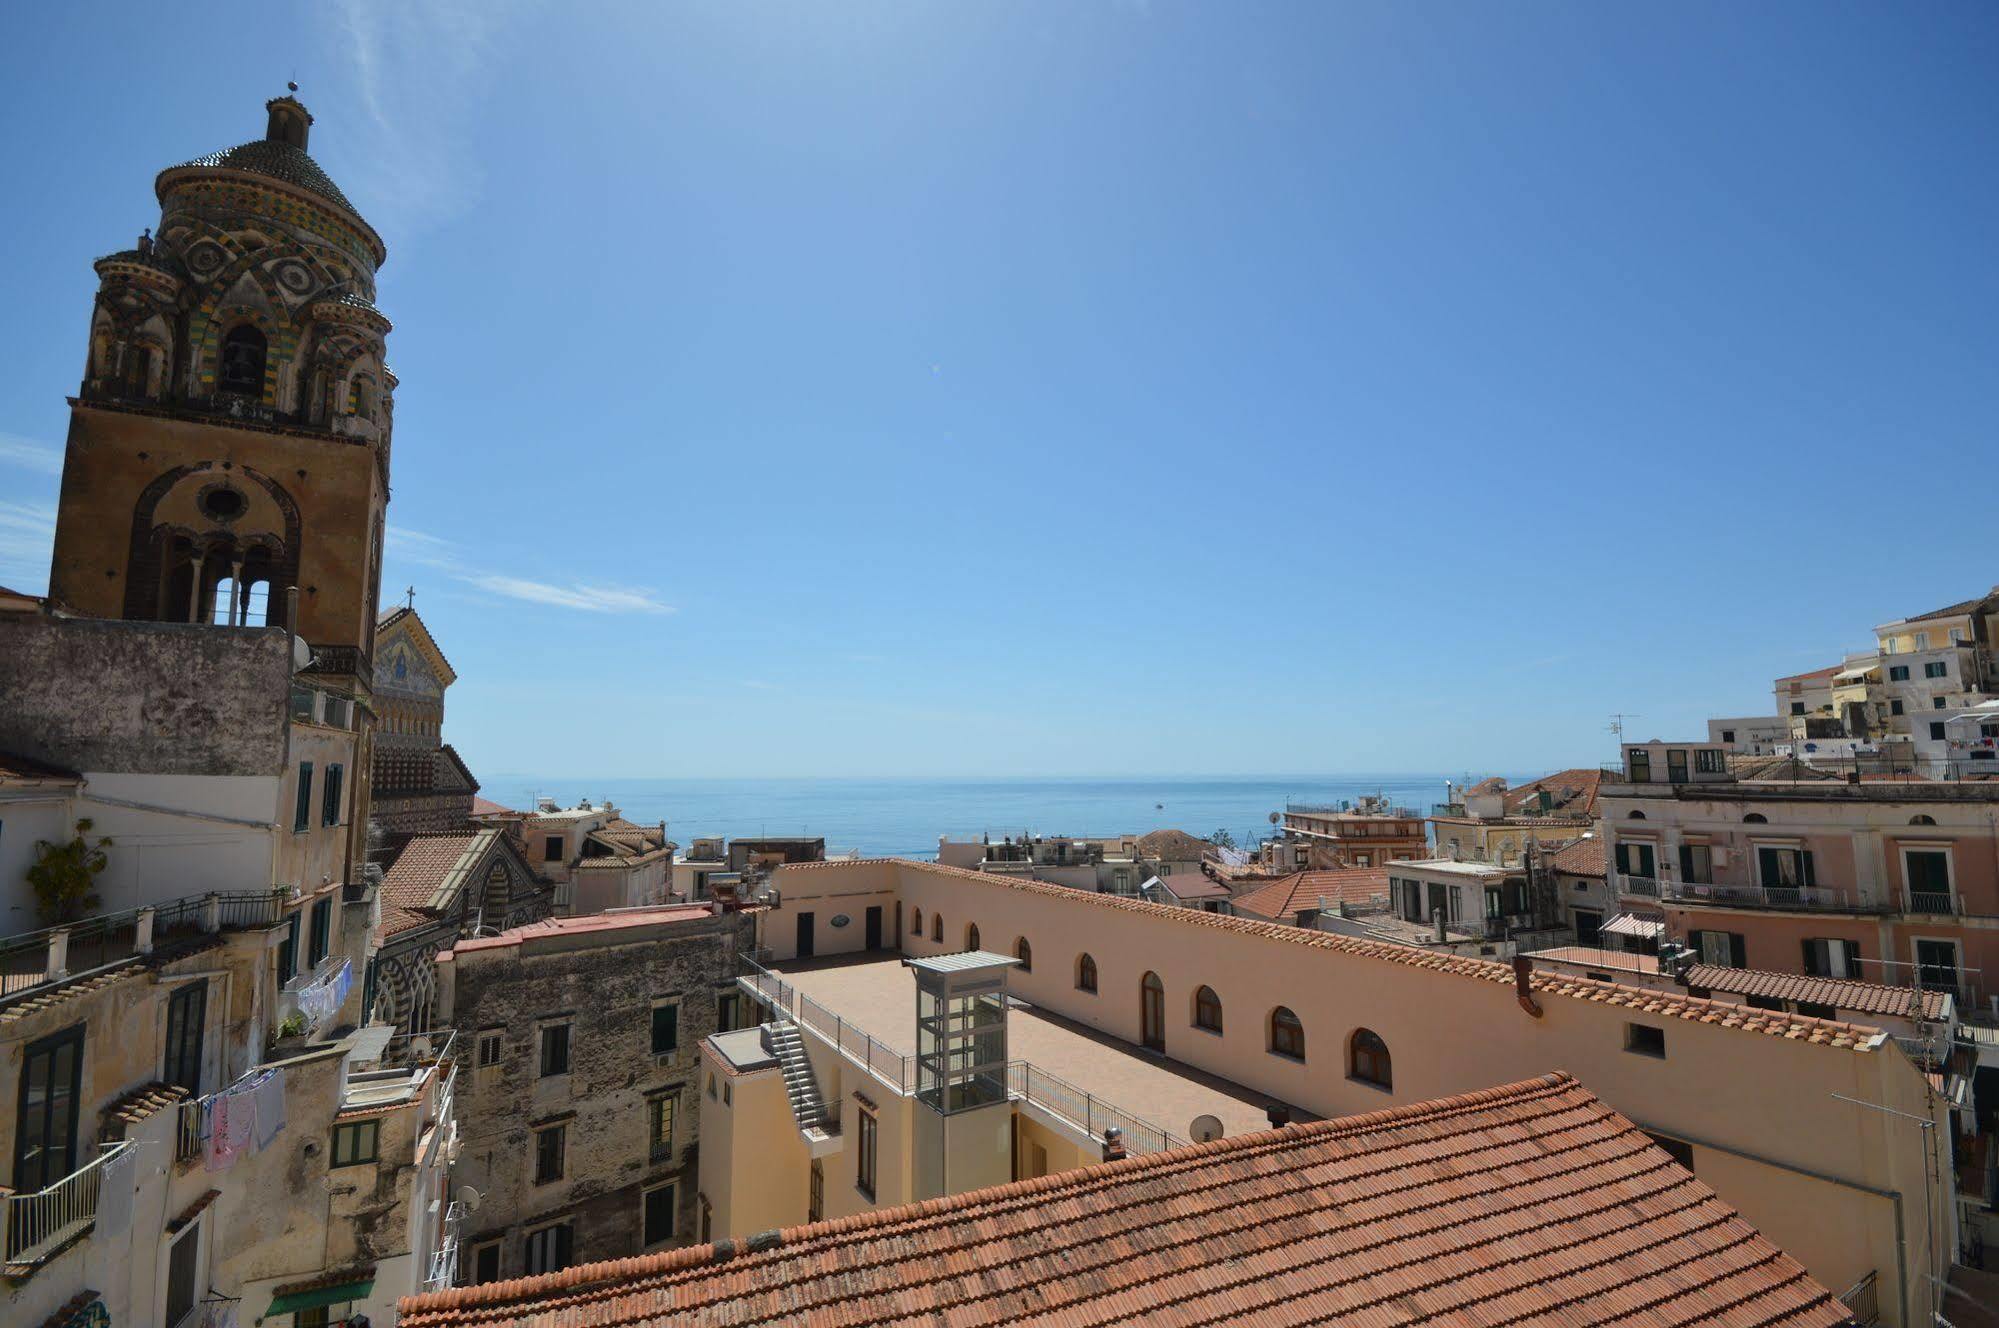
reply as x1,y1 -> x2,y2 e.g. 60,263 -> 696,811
1664,881 -> 1850,911
1616,873 -> 1661,898
3,1139 -> 132,1265
424,1200 -> 464,1292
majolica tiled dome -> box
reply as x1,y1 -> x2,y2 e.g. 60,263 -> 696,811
161,136 -> 359,216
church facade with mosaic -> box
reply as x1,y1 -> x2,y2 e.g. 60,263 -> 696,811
371,603 -> 483,847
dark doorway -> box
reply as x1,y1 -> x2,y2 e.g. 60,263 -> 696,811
796,911 -> 815,959
1140,972 -> 1165,1051
865,906 -> 883,951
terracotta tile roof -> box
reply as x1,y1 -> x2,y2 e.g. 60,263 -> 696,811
379,833 -> 482,936
1232,868 -> 1389,922
1774,665 -> 1842,685
1134,829 -> 1213,861
1149,873 -> 1232,901
101,1081 -> 189,1130
1893,589 -> 1996,625
1527,946 -> 1662,974
448,906 -> 716,956
396,1072 -> 1849,1328
0,958 -> 148,1023
1547,836 -> 1606,876
1503,767 -> 1603,817
775,860 -> 1887,1049
1683,965 -> 1950,1020
470,796 -> 515,816
35,1290 -> 103,1328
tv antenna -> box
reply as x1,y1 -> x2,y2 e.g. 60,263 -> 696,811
1607,713 -> 1641,743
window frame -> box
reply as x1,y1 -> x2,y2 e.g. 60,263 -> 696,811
1268,1005 -> 1305,1062
1624,1023 -> 1666,1059
538,1021 -> 573,1078
1192,984 -> 1223,1034
642,1180 -> 678,1248
650,997 -> 682,1059
330,1119 -> 379,1167
534,1122 -> 567,1185
163,979 -> 208,1095
293,760 -> 314,833
856,1103 -> 878,1201
476,1029 -> 504,1068
648,1092 -> 676,1164
1349,1027 -> 1392,1090
307,896 -> 333,969
321,761 -> 345,827
522,1221 -> 573,1277
1076,953 -> 1098,993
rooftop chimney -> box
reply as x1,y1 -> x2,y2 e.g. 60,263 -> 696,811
1101,1127 -> 1126,1162
1266,1104 -> 1291,1130
265,87 -> 312,150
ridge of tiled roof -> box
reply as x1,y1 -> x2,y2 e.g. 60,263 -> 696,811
1774,665 -> 1841,684
1891,590 -> 1996,625
436,743 -> 480,795
778,859 -> 1886,1048
1232,868 -> 1388,922
1503,767 -> 1603,816
379,833 -> 487,935
1684,964 -> 1951,1020
1548,836 -> 1606,876
397,1072 -> 1850,1328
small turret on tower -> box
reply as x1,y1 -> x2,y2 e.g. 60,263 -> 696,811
265,85 -> 312,150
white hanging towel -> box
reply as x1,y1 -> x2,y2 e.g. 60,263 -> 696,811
252,1068 -> 287,1150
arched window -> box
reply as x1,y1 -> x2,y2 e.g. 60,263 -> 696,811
210,575 -> 238,626
1626,811 -> 1646,820
966,923 -> 980,951
931,914 -> 942,943
1743,813 -> 1767,824
1076,953 -> 1098,993
1269,1006 -> 1305,1061
1014,938 -> 1032,972
1193,985 -> 1223,1033
123,344 -> 150,397
911,908 -> 923,938
218,324 -> 268,395
1350,1028 -> 1391,1088
1910,815 -> 1937,826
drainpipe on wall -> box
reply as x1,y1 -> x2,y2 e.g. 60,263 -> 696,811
1512,955 -> 1544,1019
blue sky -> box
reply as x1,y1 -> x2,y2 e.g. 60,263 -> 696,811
2,3 -> 1994,779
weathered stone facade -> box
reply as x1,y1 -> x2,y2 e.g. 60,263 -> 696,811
436,908 -> 753,1281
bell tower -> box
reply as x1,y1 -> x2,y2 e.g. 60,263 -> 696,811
46,90 -> 395,698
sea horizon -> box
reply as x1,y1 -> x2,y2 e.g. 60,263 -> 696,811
474,772 -> 1498,859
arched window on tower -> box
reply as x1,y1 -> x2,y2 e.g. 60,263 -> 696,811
123,344 -> 151,398
219,324 -> 267,396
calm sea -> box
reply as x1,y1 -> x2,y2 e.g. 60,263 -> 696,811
476,775 -> 1462,859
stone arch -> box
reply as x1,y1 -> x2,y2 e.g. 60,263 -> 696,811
122,462 -> 302,626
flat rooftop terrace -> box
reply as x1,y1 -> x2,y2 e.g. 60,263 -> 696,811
769,952 -> 1280,1142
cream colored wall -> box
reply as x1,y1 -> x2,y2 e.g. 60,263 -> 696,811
274,723 -> 360,892
759,860 -> 901,962
70,772 -> 278,908
698,1048 -> 807,1237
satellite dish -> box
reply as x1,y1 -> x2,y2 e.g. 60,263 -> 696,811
1268,812 -> 1280,825
456,1185 -> 483,1212
1189,1114 -> 1224,1143
291,636 -> 314,671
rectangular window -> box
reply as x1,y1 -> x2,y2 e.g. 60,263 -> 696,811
476,1031 -> 503,1067
472,1240 -> 501,1284
1906,850 -> 1951,905
1888,664 -> 1910,682
164,1221 -> 200,1328
321,762 -> 345,826
1789,701 -> 1805,716
1628,750 -> 1651,781
716,990 -> 743,1033
331,1119 -> 379,1167
1803,938 -> 1861,979
1935,697 -> 1949,709
1690,930 -> 1746,968
535,1124 -> 566,1184
643,1181 -> 677,1247
856,1106 -> 878,1200
1677,844 -> 1713,885
650,1000 -> 680,1057
164,980 -> 207,1095
698,1194 -> 712,1244
1890,698 -> 1905,716
1756,846 -> 1816,890
648,1094 -> 675,1163
1694,749 -> 1726,774
1666,749 -> 1689,783
276,911 -> 300,986
14,1024 -> 84,1191
809,1158 -> 824,1221
1929,721 -> 1946,741
307,897 -> 332,969
539,1023 -> 571,1077
1925,661 -> 1948,679
1625,1023 -> 1666,1058
543,835 -> 564,863
523,1222 -> 572,1276
293,761 -> 314,832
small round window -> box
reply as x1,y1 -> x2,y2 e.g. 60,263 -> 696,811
198,485 -> 247,522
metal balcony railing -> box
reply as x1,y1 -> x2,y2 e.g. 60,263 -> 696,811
3,1140 -> 133,1265
1662,882 -> 1859,912
1906,890 -> 1958,915
1,889 -> 291,1008
1616,874 -> 1662,898
1005,1062 -> 1186,1157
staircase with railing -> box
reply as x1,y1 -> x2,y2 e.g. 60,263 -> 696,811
764,1022 -> 838,1148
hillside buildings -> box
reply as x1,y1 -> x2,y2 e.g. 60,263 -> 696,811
1273,795 -> 1427,868
1426,768 -> 1601,866
514,799 -> 673,915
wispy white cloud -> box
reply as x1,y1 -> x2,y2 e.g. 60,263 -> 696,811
0,500 -> 55,591
0,433 -> 62,476
322,0 -> 536,237
387,525 -> 673,615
